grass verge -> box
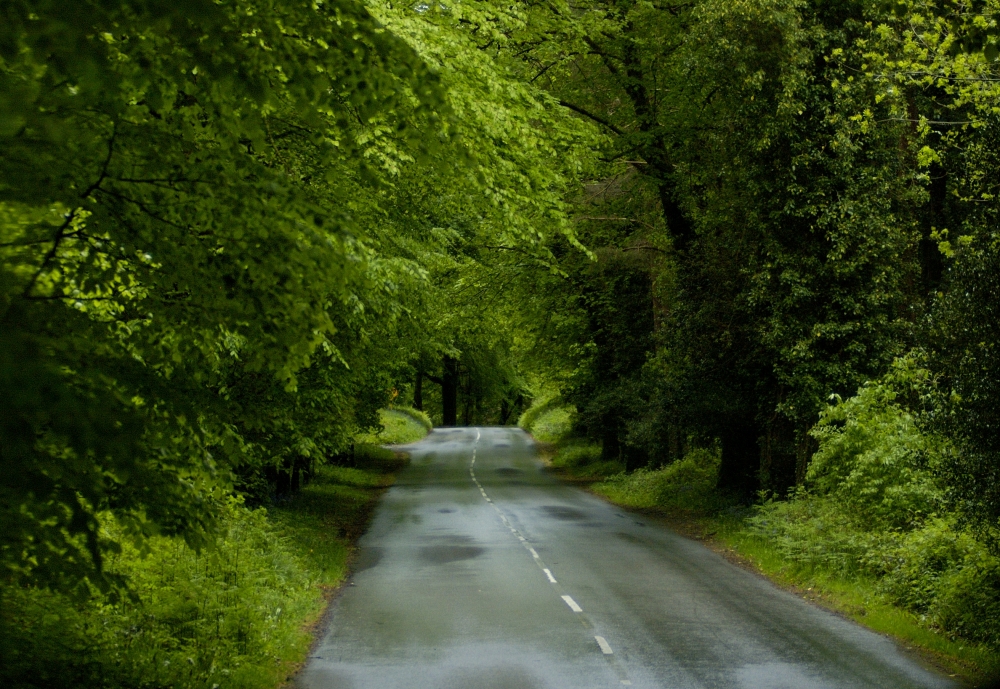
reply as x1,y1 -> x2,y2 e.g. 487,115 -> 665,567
268,445 -> 407,681
356,407 -> 432,445
709,516 -> 1000,685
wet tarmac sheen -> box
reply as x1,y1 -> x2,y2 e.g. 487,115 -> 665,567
299,427 -> 956,689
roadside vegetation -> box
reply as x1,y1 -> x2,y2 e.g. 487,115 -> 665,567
0,446 -> 405,689
357,407 -> 433,446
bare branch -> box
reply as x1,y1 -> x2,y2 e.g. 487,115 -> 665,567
558,101 -> 625,136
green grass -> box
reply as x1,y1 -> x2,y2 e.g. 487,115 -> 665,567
356,408 -> 431,445
547,440 -> 624,479
593,448 -> 727,513
519,396 -> 576,443
0,446 -> 407,689
270,446 -> 406,583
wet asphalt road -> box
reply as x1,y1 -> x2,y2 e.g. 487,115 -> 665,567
299,427 -> 955,689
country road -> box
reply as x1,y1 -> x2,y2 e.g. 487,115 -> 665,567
299,427 -> 955,689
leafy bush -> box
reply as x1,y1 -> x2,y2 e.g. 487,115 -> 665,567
806,358 -> 945,529
517,395 -> 556,431
549,441 -> 623,478
594,448 -> 721,511
1,500 -> 322,689
933,553 -> 1000,647
554,443 -> 603,469
393,406 -> 433,432
748,357 -> 1000,647
0,455 -> 405,689
749,495 -> 884,574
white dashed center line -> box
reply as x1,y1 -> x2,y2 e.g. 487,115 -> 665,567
469,429 -> 631,685
561,595 -> 583,613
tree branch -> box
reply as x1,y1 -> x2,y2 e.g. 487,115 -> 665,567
558,101 -> 625,136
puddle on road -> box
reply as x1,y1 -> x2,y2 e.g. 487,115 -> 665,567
437,508 -> 456,514
540,505 -> 588,521
494,467 -> 521,476
617,531 -> 652,546
420,545 -> 485,564
419,534 -> 485,565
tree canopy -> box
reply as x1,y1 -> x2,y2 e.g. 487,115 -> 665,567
4,0 -> 1000,597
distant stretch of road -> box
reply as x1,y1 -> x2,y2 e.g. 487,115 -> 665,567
299,427 -> 955,689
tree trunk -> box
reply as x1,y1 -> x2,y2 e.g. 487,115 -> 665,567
717,418 -> 761,501
413,370 -> 423,411
462,376 -> 473,426
442,356 -> 458,426
795,430 -> 817,487
624,444 -> 648,473
601,415 -> 621,462
668,415 -> 680,463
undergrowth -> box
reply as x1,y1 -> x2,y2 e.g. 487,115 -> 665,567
593,448 -> 726,513
0,446 -> 404,689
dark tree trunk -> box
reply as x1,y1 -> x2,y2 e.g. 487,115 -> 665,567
624,444 -> 649,473
601,416 -> 621,462
717,418 -> 761,501
759,414 -> 797,495
462,375 -> 473,426
499,398 -> 511,425
668,416 -> 680,464
270,462 -> 292,497
442,356 -> 458,426
794,430 -> 817,487
413,370 -> 423,411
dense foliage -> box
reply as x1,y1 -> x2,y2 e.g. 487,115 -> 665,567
0,0 -> 589,595
502,0 -> 1000,530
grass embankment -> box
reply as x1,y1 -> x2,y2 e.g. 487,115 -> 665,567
0,445 -> 406,689
520,400 -> 1000,686
356,406 -> 433,445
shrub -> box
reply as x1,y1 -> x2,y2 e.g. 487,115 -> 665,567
0,499 -> 323,689
356,409 -> 429,445
807,357 -> 945,530
594,448 -> 721,511
934,554 -> 1000,646
748,495 -> 885,575
749,356 -> 1000,648
554,443 -> 603,469
549,441 -> 624,478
